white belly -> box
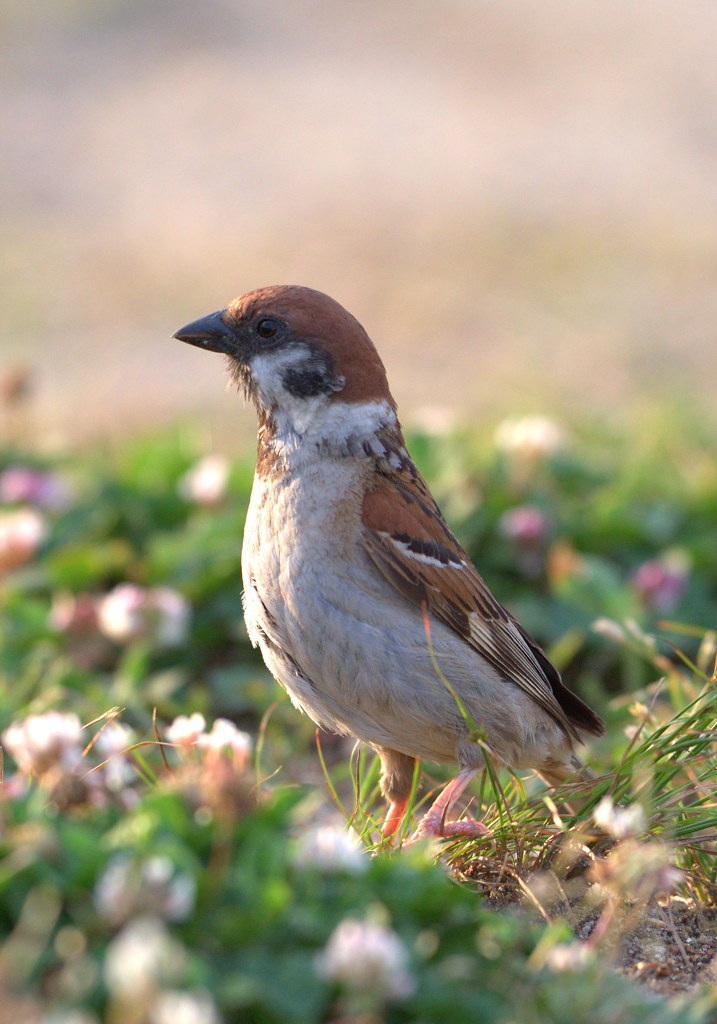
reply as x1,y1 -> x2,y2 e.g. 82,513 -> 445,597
241,461 -> 569,772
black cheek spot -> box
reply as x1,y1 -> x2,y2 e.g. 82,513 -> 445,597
282,367 -> 335,398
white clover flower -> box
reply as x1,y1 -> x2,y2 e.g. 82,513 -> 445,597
494,415 -> 565,461
593,796 -> 646,840
316,917 -> 414,1001
545,941 -> 593,972
95,854 -> 196,925
592,618 -> 627,644
293,825 -> 367,874
150,989 -> 221,1024
104,916 -> 184,999
143,856 -> 197,922
93,721 -> 136,791
165,713 -> 207,749
159,871 -> 197,923
94,721 -> 135,758
97,584 -> 191,647
2,711 -> 83,776
95,855 -> 136,923
151,588 -> 191,646
196,718 -> 252,766
0,507 -> 46,574
179,455 -> 230,507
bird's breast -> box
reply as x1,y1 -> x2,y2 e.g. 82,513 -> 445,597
239,461 -> 570,771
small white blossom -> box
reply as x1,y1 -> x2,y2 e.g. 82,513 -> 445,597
179,455 -> 230,507
545,941 -> 593,972
103,916 -> 184,998
95,856 -> 135,922
293,825 -> 367,874
316,917 -> 414,1001
165,713 -> 206,749
0,507 -> 46,574
150,990 -> 221,1024
593,796 -> 646,840
95,855 -> 196,924
2,711 -> 83,776
94,721 -> 137,790
196,718 -> 252,766
143,857 -> 197,921
98,584 -> 191,647
94,721 -> 136,759
494,415 -> 564,461
624,618 -> 657,649
592,618 -> 627,644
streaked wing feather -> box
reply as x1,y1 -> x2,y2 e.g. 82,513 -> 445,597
362,461 -> 603,739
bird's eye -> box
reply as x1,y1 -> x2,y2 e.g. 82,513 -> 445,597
256,318 -> 280,341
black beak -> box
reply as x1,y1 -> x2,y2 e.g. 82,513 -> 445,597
173,309 -> 238,355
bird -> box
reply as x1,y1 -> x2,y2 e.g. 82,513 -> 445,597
174,285 -> 604,840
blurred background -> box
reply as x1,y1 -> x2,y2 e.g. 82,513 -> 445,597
2,0 -> 717,447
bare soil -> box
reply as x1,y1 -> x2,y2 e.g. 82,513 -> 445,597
457,850 -> 717,997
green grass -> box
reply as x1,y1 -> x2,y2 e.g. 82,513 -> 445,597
2,411 -> 717,1022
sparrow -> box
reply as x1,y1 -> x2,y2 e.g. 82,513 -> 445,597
174,286 -> 604,839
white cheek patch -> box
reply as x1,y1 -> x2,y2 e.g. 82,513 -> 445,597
250,348 -> 309,407
250,341 -> 398,447
250,348 -> 325,436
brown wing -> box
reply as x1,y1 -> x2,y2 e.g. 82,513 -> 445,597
361,461 -> 603,740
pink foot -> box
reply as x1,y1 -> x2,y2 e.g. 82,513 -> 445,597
411,812 -> 491,841
408,766 -> 492,842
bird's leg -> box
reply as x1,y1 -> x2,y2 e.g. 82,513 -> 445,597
382,797 -> 409,839
376,747 -> 416,842
411,767 -> 491,840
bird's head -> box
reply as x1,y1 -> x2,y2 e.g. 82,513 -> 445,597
174,286 -> 397,441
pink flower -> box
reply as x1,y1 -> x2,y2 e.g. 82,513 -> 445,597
499,505 -> 547,546
0,465 -> 69,509
97,584 -> 191,647
632,553 -> 688,613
